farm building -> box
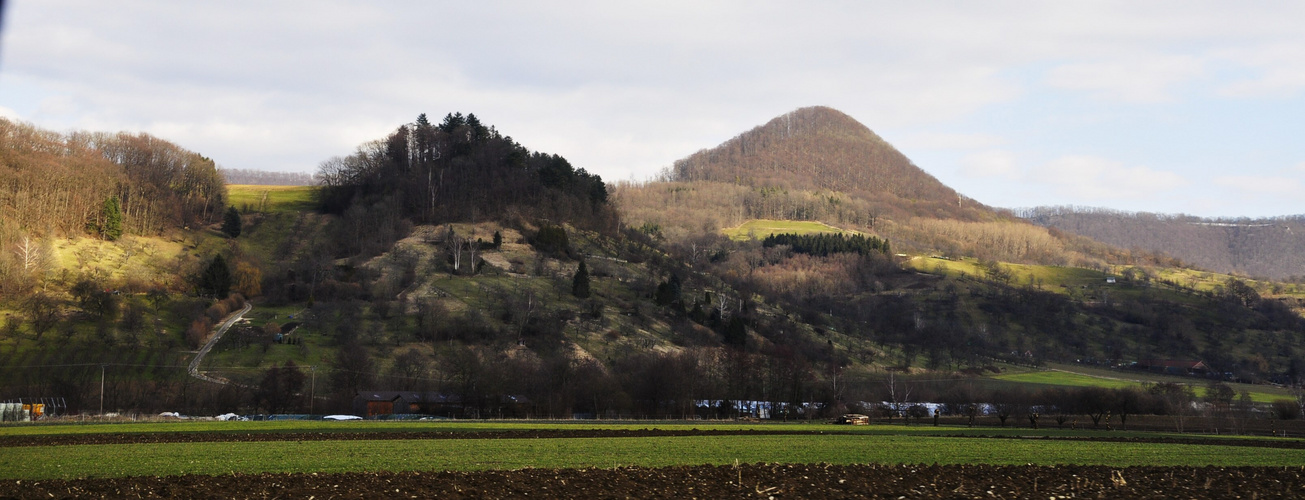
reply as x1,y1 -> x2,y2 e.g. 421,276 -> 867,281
1136,359 -> 1209,376
352,391 -> 461,417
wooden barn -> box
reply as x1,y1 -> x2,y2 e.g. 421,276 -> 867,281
352,391 -> 461,417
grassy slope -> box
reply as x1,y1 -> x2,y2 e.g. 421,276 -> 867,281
993,363 -> 1295,404
2,422 -> 1302,479
721,219 -> 858,241
0,230 -> 230,380
1,186 -> 323,383
226,185 -> 317,213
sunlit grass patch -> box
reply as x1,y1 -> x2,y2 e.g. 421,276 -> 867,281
227,185 -> 317,213
722,219 -> 857,241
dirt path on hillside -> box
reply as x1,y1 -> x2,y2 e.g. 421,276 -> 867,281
187,303 -> 252,385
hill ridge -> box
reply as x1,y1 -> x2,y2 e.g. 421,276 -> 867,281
665,106 -> 966,213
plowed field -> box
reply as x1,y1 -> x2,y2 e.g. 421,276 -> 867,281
3,463 -> 1302,499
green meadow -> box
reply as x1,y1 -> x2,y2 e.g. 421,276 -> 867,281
722,219 -> 858,241
2,421 -> 1302,479
226,184 -> 317,213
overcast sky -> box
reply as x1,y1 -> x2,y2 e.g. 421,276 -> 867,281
3,2 -> 1304,218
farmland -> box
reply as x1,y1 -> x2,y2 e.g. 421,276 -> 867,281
3,421 -> 1305,498
4,421 -> 1305,478
226,184 -> 317,213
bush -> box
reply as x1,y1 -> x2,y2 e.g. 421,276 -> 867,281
186,318 -> 212,349
1272,399 -> 1301,420
532,225 -> 569,255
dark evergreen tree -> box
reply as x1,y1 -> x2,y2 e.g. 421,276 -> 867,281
654,275 -> 682,307
572,261 -> 591,299
199,254 -> 232,299
222,206 -> 242,238
532,225 -> 569,255
724,315 -> 747,347
100,196 -> 123,241
492,230 -> 503,249
762,232 -> 888,257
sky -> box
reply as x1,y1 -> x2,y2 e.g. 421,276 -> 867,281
2,1 -> 1304,218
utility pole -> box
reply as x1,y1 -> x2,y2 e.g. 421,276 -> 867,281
99,364 -> 106,415
309,366 -> 316,415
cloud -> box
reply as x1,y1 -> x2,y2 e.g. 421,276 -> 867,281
0,107 -> 19,120
1,0 -> 1304,220
1216,44 -> 1305,98
1031,155 -> 1187,199
1214,175 -> 1303,197
959,150 -> 1018,179
1044,54 -> 1204,103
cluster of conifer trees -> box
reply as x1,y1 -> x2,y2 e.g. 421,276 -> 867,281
762,232 -> 889,257
316,113 -> 612,251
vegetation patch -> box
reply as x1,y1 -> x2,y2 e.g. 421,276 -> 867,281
2,428 -> 1304,480
226,185 -> 318,213
722,219 -> 855,241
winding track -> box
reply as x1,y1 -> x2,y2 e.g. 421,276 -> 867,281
187,302 -> 252,385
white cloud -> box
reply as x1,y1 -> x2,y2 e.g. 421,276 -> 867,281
1031,155 -> 1187,199
2,1 -> 1305,217
1216,44 -> 1305,98
1044,54 -> 1204,103
959,150 -> 1019,179
0,106 -> 19,120
1214,175 -> 1303,197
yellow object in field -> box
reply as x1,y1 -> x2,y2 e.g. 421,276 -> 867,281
20,404 -> 45,417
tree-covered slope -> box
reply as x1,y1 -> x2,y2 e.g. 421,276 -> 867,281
1021,207 -> 1305,281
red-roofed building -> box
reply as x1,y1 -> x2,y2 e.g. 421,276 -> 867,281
1137,360 -> 1209,376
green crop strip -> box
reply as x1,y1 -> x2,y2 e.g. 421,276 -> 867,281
2,433 -> 1303,480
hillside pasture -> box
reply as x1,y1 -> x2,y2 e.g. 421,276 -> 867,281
722,219 -> 856,241
226,185 -> 317,213
992,365 -> 1292,403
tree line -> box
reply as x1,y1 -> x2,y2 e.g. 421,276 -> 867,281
219,168 -> 317,186
762,232 -> 889,257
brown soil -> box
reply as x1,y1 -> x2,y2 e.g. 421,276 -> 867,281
3,464 -> 1303,499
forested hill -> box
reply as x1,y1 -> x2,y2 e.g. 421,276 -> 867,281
1020,207 -> 1305,281
0,119 -> 226,236
618,108 -> 1119,266
0,119 -> 226,291
663,106 -> 993,221
315,112 -> 615,257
